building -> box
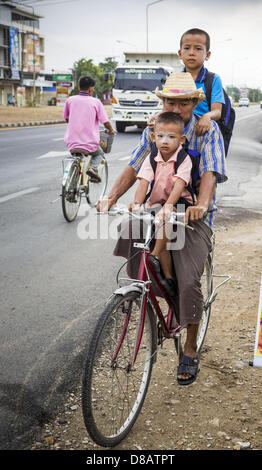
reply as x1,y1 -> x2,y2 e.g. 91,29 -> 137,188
123,51 -> 181,70
0,1 -> 48,106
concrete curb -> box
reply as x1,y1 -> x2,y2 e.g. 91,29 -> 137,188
0,120 -> 66,129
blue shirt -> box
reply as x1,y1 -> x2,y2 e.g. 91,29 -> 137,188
129,114 -> 227,228
183,67 -> 225,116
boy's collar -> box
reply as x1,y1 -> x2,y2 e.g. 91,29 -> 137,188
79,92 -> 91,96
182,66 -> 208,83
154,144 -> 183,163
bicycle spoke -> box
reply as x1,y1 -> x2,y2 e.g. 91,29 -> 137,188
82,292 -> 156,446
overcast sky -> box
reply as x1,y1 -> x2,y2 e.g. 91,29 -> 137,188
27,0 -> 262,89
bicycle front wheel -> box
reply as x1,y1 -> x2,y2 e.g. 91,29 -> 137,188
196,253 -> 213,353
87,158 -> 108,208
82,291 -> 156,447
62,162 -> 81,222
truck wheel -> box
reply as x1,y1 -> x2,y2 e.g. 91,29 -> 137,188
116,122 -> 126,133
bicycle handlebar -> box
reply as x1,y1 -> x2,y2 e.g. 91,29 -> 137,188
106,205 -> 194,230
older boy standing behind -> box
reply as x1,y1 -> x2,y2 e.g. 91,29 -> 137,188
178,28 -> 225,136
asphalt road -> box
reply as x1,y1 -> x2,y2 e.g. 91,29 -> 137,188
0,105 -> 261,449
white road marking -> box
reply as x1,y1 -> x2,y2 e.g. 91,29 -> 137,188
36,150 -> 70,159
236,111 -> 261,123
0,187 -> 39,203
118,155 -> 130,161
52,137 -> 64,141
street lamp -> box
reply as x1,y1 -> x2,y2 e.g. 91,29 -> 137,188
116,40 -> 137,49
231,57 -> 248,87
146,0 -> 163,52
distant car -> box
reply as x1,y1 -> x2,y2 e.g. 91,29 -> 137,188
239,97 -> 249,107
260,100 -> 262,109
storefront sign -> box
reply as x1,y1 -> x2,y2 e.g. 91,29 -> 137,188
9,26 -> 20,80
53,75 -> 71,81
26,33 -> 40,73
56,81 -> 73,106
17,87 -> 26,106
253,275 -> 262,367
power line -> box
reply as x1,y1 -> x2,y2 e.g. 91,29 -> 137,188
12,0 -> 80,6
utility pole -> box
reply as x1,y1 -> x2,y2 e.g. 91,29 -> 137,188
146,1 -> 163,52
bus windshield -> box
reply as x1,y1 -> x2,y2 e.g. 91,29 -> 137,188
114,67 -> 169,91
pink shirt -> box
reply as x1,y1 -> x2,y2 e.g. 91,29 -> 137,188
63,93 -> 109,153
137,145 -> 193,207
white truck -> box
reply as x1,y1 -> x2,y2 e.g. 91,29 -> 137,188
112,52 -> 181,132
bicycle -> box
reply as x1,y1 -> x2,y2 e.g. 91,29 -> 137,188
82,207 -> 230,447
61,131 -> 114,222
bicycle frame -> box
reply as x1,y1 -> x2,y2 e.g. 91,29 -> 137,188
110,207 -> 231,370
112,214 -> 181,368
62,154 -> 91,189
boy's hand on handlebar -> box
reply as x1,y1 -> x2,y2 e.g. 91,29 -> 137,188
155,204 -> 172,226
128,202 -> 141,212
185,205 -> 207,224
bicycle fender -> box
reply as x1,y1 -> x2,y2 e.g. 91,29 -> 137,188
113,285 -> 143,296
62,161 -> 73,186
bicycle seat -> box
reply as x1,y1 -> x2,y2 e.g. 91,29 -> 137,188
70,148 -> 91,156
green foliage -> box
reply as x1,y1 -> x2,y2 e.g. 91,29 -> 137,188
71,56 -> 118,99
225,86 -> 240,102
248,88 -> 262,102
226,85 -> 262,103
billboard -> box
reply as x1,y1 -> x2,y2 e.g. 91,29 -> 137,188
9,26 -> 20,80
56,81 -> 72,106
26,33 -> 40,73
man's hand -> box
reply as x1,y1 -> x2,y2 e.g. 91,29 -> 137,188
105,127 -> 116,135
185,205 -> 207,224
96,196 -> 115,213
147,113 -> 159,129
195,115 -> 211,136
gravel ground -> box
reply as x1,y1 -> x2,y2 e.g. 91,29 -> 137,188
0,105 -> 112,124
27,206 -> 262,452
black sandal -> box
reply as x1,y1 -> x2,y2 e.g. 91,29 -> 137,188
86,168 -> 101,183
148,254 -> 176,298
177,355 -> 200,386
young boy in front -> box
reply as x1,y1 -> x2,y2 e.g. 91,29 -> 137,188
129,112 -> 195,296
178,28 -> 225,136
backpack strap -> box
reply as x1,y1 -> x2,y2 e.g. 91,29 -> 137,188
204,71 -> 215,111
149,142 -> 158,173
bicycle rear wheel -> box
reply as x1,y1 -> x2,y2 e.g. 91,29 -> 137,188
175,254 -> 213,356
62,161 -> 81,222
82,291 -> 157,447
87,158 -> 108,208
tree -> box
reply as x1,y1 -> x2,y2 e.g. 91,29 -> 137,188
70,56 -> 118,100
99,57 -> 118,91
225,85 -> 240,102
248,88 -> 262,102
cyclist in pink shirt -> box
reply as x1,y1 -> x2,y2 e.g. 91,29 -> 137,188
129,112 -> 195,296
63,75 -> 114,180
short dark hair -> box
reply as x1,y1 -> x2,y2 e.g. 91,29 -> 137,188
79,75 -> 95,91
155,112 -> 185,133
180,28 -> 210,51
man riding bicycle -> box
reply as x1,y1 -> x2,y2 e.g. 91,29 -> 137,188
102,72 -> 227,385
63,75 -> 115,181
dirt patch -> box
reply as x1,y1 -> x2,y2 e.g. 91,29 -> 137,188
0,105 -> 112,124
30,207 -> 262,451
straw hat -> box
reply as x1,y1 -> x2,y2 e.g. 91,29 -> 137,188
155,72 -> 205,102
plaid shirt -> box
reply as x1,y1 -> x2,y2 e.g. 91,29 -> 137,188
129,114 -> 227,227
